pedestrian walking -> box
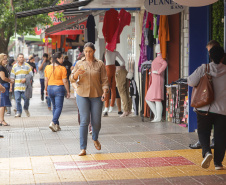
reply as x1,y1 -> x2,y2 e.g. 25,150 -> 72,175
44,52 -> 70,132
188,46 -> 226,170
70,42 -> 109,156
0,54 -> 13,125
10,53 -> 33,117
6,58 -> 16,115
34,54 -> 40,73
0,83 -> 6,137
27,55 -> 36,75
38,53 -> 50,101
46,57 -> 52,111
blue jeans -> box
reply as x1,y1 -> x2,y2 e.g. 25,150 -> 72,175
14,91 -> 29,114
47,85 -> 65,125
47,96 -> 51,108
40,79 -> 44,96
35,63 -> 39,72
76,94 -> 103,150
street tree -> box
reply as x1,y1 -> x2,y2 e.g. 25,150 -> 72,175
0,0 -> 59,54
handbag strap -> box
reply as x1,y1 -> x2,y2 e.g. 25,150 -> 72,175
195,106 -> 211,116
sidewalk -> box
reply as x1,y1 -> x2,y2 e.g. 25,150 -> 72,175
0,74 -> 225,184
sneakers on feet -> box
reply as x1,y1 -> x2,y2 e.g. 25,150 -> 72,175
56,125 -> 61,131
201,152 -> 213,169
41,95 -> 44,101
103,107 -> 109,113
108,106 -> 114,112
120,112 -> 128,117
215,164 -> 224,170
15,113 -> 21,118
24,109 -> 30,117
49,122 -> 57,132
118,111 -> 123,115
189,141 -> 202,149
6,112 -> 11,116
103,112 -> 108,117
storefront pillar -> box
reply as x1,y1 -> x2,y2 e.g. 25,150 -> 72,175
188,6 -> 210,132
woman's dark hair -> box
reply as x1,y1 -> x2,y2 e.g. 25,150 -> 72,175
64,56 -> 69,61
84,42 -> 95,51
8,58 -> 15,66
43,53 -> 48,58
209,46 -> 224,64
52,52 -> 62,66
52,52 -> 62,74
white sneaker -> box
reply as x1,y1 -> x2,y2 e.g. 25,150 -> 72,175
24,109 -> 30,117
120,112 -> 128,117
56,125 -> 61,131
108,106 -> 114,113
15,113 -> 21,118
49,122 -> 57,132
201,152 -> 213,169
103,107 -> 109,113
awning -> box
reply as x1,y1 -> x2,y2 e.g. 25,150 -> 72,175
45,10 -> 104,35
16,0 -> 92,18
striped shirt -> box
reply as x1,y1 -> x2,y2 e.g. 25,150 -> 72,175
10,62 -> 33,92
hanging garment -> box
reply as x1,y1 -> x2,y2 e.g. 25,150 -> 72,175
146,54 -> 167,101
159,15 -> 170,59
50,35 -> 57,50
138,11 -> 148,72
106,9 -> 131,51
102,8 -> 119,43
146,12 -> 155,47
153,15 -> 158,39
140,61 -> 152,118
129,79 -> 139,115
86,14 -> 96,44
57,35 -> 62,49
144,70 -> 151,118
147,45 -> 153,61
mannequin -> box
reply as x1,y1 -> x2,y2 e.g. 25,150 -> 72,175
145,44 -> 167,122
114,55 -> 132,117
103,50 -> 126,115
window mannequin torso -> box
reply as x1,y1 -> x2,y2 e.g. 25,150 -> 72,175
103,49 -> 126,112
105,50 -> 125,66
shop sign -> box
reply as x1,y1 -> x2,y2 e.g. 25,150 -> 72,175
35,0 -> 86,35
173,0 -> 218,7
144,0 -> 185,15
35,12 -> 86,35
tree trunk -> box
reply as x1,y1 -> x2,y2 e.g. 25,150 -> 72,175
0,38 -> 9,55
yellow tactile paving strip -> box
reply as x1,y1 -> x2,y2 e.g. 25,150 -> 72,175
0,149 -> 225,184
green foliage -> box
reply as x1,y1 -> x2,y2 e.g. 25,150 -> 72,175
211,0 -> 224,46
0,0 -> 59,53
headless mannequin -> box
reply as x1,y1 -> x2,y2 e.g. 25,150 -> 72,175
146,44 -> 167,122
103,49 -> 126,113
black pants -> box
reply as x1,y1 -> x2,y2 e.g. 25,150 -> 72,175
40,79 -> 45,96
197,112 -> 226,165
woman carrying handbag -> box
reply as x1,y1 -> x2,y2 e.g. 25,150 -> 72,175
188,46 -> 226,170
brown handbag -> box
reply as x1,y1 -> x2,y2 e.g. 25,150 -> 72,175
190,64 -> 214,115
